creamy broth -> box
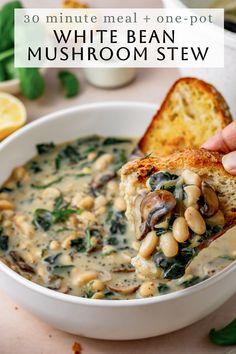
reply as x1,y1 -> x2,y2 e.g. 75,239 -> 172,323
0,135 -> 235,299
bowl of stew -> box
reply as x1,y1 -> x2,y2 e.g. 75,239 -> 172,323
0,101 -> 235,340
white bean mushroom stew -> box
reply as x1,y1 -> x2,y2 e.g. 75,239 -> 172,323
0,135 -> 235,299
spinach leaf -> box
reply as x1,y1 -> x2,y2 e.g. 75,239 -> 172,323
0,187 -> 13,193
155,227 -> 169,236
44,253 -> 62,265
82,289 -> 94,298
106,237 -> 119,246
201,224 -> 222,240
58,70 -> 79,98
0,1 -> 22,52
36,142 -> 55,155
110,212 -> 126,235
29,161 -> 42,174
0,227 -> 9,251
154,246 -> 196,280
77,135 -> 100,146
31,176 -> 63,189
71,238 -> 86,252
158,283 -> 170,294
113,148 -> 127,171
32,209 -> 53,231
18,68 -> 45,100
148,172 -> 178,192
181,276 -> 208,288
209,319 -> 236,346
103,137 -> 131,145
52,265 -> 74,275
56,145 -> 81,167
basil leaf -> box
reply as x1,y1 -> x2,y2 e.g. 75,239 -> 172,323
209,319 -> 236,346
58,70 -> 79,98
18,68 -> 45,100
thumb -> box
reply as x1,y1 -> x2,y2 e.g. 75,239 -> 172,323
222,151 -> 236,175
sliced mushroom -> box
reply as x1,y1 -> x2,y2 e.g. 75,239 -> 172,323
139,190 -> 176,238
200,181 -> 219,217
107,284 -> 140,295
91,172 -> 116,189
9,251 -> 35,274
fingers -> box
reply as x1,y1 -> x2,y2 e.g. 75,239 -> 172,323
202,121 -> 236,153
222,151 -> 236,175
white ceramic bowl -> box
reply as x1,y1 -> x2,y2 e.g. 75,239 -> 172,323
0,102 -> 235,340
163,0 -> 236,117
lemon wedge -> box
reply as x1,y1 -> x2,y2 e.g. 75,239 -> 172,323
0,92 -> 27,140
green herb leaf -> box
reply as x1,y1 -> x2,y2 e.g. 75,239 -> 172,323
31,176 -> 63,189
209,319 -> 236,346
18,68 -> 45,100
58,70 -> 79,98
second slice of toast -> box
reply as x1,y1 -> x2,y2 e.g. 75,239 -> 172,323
139,78 -> 232,157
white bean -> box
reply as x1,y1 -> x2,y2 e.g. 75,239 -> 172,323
77,195 -> 94,210
182,169 -> 201,187
139,231 -> 159,259
160,232 -> 179,258
76,271 -> 98,286
0,200 -> 14,210
139,281 -> 156,297
184,185 -> 201,208
172,217 -> 190,242
114,197 -> 126,212
94,154 -> 114,171
184,206 -> 206,235
12,166 -> 27,182
94,195 -> 107,209
91,279 -> 105,291
49,240 -> 60,250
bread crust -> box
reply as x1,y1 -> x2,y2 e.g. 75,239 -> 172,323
122,148 -> 224,180
138,77 -> 233,155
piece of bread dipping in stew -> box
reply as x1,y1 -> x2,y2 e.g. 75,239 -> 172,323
121,149 -> 236,280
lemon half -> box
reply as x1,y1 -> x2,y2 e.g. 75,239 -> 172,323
0,92 -> 27,140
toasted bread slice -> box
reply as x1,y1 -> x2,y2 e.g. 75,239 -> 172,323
139,78 -> 232,157
121,149 -> 236,280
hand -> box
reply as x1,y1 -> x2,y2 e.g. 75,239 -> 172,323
202,121 -> 236,175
